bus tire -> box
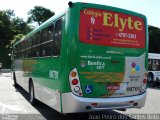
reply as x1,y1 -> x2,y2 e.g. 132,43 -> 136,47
29,80 -> 36,105
13,72 -> 18,88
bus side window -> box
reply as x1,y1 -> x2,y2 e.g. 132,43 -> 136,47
17,42 -> 22,59
13,46 -> 17,59
22,40 -> 26,58
53,18 -> 62,56
25,37 -> 32,58
40,24 -> 54,57
148,59 -> 152,71
41,28 -> 48,43
31,32 -> 41,57
32,45 -> 40,57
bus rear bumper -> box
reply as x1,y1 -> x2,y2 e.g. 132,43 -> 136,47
62,92 -> 146,113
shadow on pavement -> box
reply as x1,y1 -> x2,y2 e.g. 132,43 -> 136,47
147,84 -> 160,90
15,85 -> 136,120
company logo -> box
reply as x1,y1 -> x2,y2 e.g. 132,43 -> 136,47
80,61 -> 86,68
88,60 -> 105,66
103,12 -> 143,32
131,62 -> 140,75
88,60 -> 105,70
91,16 -> 95,25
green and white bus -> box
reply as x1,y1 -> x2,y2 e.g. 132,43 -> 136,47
11,2 -> 148,113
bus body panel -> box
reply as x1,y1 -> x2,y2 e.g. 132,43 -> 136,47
13,58 -> 62,112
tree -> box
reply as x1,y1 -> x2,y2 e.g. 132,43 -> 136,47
27,6 -> 55,26
6,34 -> 24,49
0,10 -> 31,68
0,10 -> 13,43
0,10 -> 31,44
148,26 -> 160,53
12,17 -> 31,35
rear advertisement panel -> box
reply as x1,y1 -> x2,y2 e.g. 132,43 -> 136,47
79,8 -> 145,48
78,8 -> 146,98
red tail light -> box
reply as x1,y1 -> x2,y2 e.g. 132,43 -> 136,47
72,79 -> 78,85
143,79 -> 147,84
69,68 -> 83,96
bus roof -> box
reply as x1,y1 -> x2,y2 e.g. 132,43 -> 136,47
148,53 -> 160,59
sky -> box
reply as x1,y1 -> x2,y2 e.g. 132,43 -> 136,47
0,0 -> 160,28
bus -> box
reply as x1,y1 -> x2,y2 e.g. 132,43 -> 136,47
148,53 -> 160,86
11,2 -> 148,114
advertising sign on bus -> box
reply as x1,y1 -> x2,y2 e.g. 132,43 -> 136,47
79,8 -> 145,48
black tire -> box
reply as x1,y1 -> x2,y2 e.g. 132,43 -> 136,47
13,73 -> 18,88
29,81 -> 36,105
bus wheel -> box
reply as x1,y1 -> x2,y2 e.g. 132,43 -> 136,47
13,72 -> 18,88
29,81 -> 36,105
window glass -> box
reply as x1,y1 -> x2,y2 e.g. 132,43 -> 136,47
40,24 -> 54,57
48,24 -> 54,41
36,32 -> 41,45
148,59 -> 160,71
53,18 -> 62,56
26,37 -> 32,49
26,48 -> 31,58
17,43 -> 22,52
14,46 -> 18,59
41,28 -> 48,43
31,46 -> 40,57
22,40 -> 26,50
32,35 -> 36,46
40,41 -> 53,57
22,50 -> 26,58
32,32 -> 41,47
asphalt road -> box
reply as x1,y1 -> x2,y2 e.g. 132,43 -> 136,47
0,73 -> 160,120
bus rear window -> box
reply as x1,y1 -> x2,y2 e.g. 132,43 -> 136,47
79,8 -> 145,48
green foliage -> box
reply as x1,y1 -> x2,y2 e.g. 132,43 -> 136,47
0,44 -> 10,69
0,10 -> 31,68
0,10 -> 13,42
148,26 -> 160,53
0,10 -> 31,44
27,6 -> 55,25
6,34 -> 24,49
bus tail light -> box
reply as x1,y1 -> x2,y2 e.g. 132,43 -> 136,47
71,71 -> 77,77
141,72 -> 147,91
72,79 -> 78,85
143,79 -> 147,84
69,68 -> 83,96
143,73 -> 148,84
